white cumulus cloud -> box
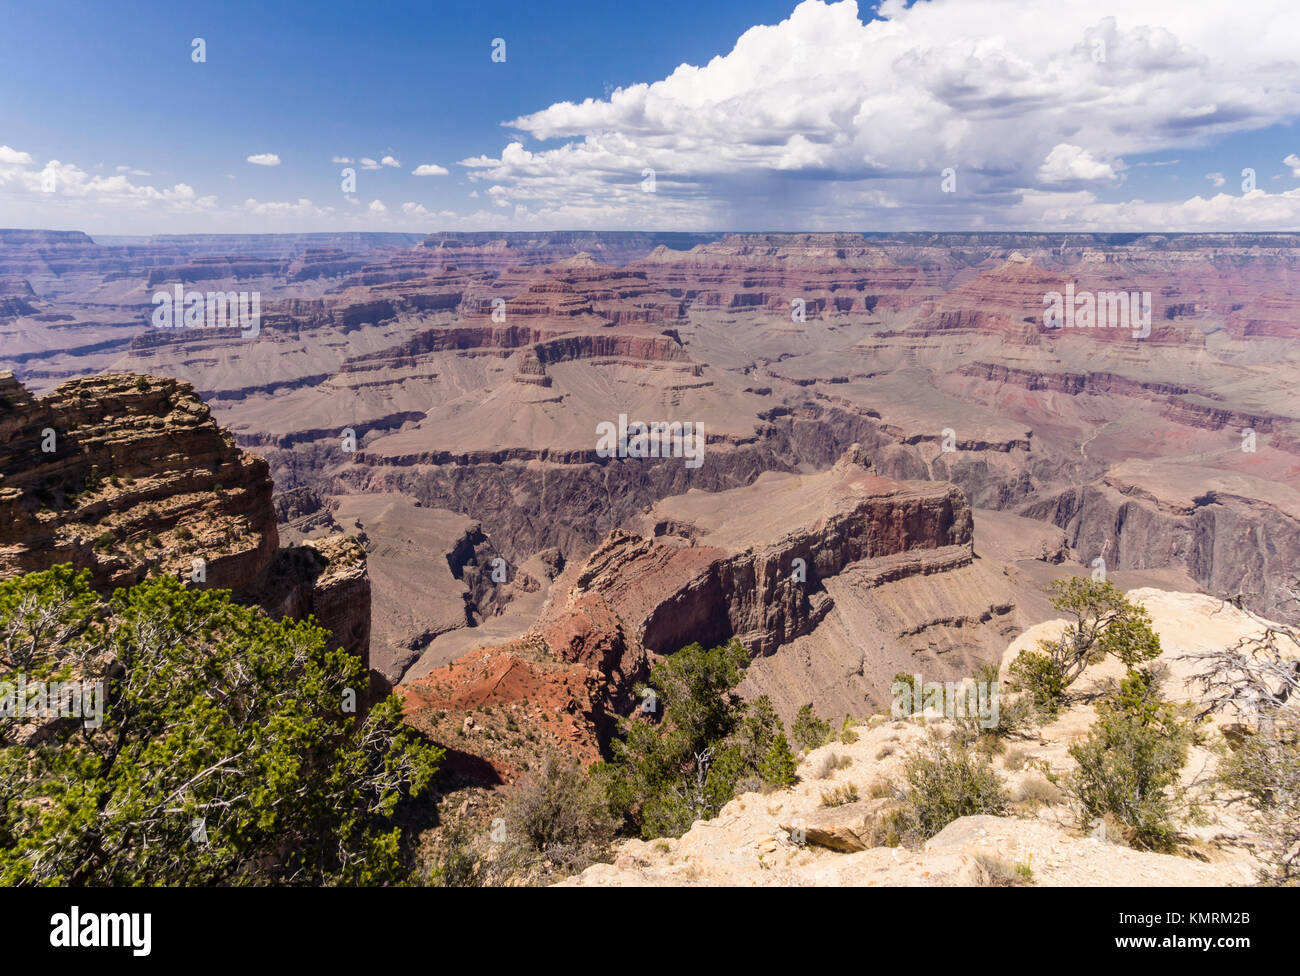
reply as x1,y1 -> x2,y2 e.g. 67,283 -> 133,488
0,145 -> 35,166
242,197 -> 331,218
1038,145 -> 1120,185
401,201 -> 456,218
10,0 -> 1300,232
457,0 -> 1300,228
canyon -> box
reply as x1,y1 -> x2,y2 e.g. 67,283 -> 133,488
3,228 -> 1298,780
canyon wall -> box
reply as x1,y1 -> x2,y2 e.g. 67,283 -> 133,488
0,371 -> 372,667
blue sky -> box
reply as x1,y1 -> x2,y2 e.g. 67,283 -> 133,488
2,0 -> 1300,233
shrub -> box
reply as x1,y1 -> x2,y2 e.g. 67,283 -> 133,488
496,753 -> 617,882
820,783 -> 859,807
1016,776 -> 1065,807
1007,650 -> 1071,717
974,853 -> 1035,886
759,732 -> 799,789
602,640 -> 789,838
0,567 -> 440,885
868,778 -> 894,799
737,695 -> 784,790
839,714 -> 859,744
893,733 -> 1008,843
862,807 -> 907,848
792,704 -> 832,751
424,819 -> 482,888
891,673 -> 921,717
814,751 -> 852,779
972,732 -> 1006,758
1065,668 -> 1194,852
1002,748 -> 1030,771
953,661 -> 1023,740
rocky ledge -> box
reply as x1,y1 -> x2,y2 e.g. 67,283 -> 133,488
0,371 -> 372,667
561,590 -> 1283,887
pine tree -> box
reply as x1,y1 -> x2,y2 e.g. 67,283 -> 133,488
0,566 -> 442,885
759,731 -> 799,788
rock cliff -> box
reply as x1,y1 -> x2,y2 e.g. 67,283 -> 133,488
0,371 -> 372,666
569,452 -> 973,658
397,446 -> 995,776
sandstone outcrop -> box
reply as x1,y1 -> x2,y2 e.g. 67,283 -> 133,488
0,371 -> 372,666
0,370 -> 278,591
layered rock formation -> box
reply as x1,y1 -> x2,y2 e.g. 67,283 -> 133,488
5,229 -> 1300,727
567,450 -> 973,658
0,371 -> 278,590
0,371 -> 371,666
396,445 -> 1015,776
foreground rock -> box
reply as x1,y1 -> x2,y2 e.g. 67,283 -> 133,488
398,594 -> 645,782
560,589 -> 1285,887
